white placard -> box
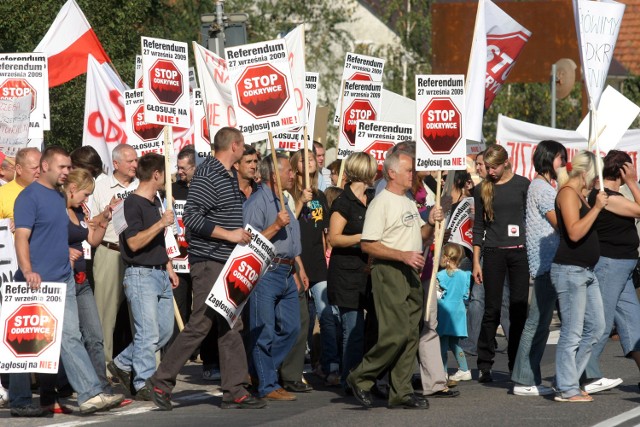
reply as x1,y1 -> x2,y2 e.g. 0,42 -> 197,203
206,225 -> 275,327
337,80 -> 383,159
0,95 -> 31,156
134,55 -> 143,88
124,89 -> 165,156
447,197 -> 474,251
172,199 -> 189,273
354,120 -> 414,170
141,37 -> 190,127
192,89 -> 211,159
0,282 -> 66,373
111,201 -> 127,236
415,75 -> 466,171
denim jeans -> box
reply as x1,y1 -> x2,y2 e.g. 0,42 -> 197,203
114,267 -> 173,391
309,280 -> 341,373
584,257 -> 640,380
76,279 -> 109,390
440,335 -> 468,372
248,263 -> 300,397
338,307 -> 365,385
511,272 -> 557,386
10,273 -> 103,406
551,263 -> 605,398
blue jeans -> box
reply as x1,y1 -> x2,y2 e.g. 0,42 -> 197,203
338,307 -> 365,385
10,273 -> 103,407
584,256 -> 640,380
249,263 -> 300,397
551,263 -> 605,398
114,267 -> 173,391
76,279 -> 108,390
309,281 -> 341,373
440,335 -> 468,371
511,272 -> 557,386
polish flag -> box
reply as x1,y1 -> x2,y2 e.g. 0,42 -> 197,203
35,0 -> 110,88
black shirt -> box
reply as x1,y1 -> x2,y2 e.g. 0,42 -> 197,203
588,188 -> 639,259
554,189 -> 600,268
172,179 -> 189,201
327,183 -> 374,309
68,207 -> 89,273
298,190 -> 329,283
120,193 -> 168,266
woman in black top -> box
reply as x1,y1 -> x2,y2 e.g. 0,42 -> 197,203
472,144 -> 530,382
327,152 -> 377,389
551,150 -> 607,402
582,150 -> 640,390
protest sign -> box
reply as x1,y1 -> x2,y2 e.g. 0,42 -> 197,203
272,72 -> 319,151
354,120 -> 414,170
284,24 -> 307,126
467,140 -> 486,155
0,282 -> 66,374
0,53 -> 48,139
172,199 -> 189,273
576,85 -> 640,154
188,67 -> 198,90
225,39 -> 300,135
0,95 -> 31,156
206,225 -> 275,327
134,55 -> 143,88
192,88 -> 210,158
0,219 -> 17,287
337,80 -> 383,159
124,89 -> 164,156
141,37 -> 190,128
415,75 -> 466,171
447,197 -> 474,251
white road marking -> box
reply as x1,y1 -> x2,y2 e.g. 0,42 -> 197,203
591,406 -> 640,427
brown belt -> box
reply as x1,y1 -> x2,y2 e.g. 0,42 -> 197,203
101,241 -> 120,252
272,257 -> 295,266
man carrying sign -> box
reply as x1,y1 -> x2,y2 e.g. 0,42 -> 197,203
148,127 -> 265,410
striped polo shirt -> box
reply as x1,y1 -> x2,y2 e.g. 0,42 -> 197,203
183,155 -> 244,263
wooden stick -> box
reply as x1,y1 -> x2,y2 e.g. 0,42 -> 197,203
335,80 -> 347,188
303,126 -> 310,189
173,298 -> 185,331
268,132 -> 286,212
424,170 -> 446,323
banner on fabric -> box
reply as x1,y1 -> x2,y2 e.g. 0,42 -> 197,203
272,72 -> 319,151
206,225 -> 275,328
496,114 -> 640,181
284,24 -> 307,126
124,89 -> 164,156
0,282 -> 66,374
447,197 -> 474,251
171,199 -> 189,273
141,37 -> 190,128
0,95 -> 31,156
337,81 -> 383,159
415,75 -> 466,171
354,120 -> 414,170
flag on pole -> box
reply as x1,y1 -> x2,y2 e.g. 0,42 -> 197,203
465,0 -> 531,143
35,0 -> 110,87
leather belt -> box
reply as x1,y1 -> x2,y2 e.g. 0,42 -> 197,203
127,264 -> 167,271
272,257 -> 295,266
101,242 -> 120,251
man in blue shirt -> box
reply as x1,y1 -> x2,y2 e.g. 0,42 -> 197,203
244,154 -> 309,401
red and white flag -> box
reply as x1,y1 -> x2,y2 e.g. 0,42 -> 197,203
465,0 -> 531,142
35,0 -> 110,87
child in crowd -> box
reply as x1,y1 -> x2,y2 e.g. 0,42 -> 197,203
437,243 -> 472,381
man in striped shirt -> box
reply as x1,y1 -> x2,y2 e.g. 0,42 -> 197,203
148,127 -> 266,410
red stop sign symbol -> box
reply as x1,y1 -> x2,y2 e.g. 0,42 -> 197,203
0,78 -> 36,112
348,72 -> 372,81
201,116 -> 210,143
364,140 -> 395,170
485,32 -> 529,109
420,98 -> 462,154
236,64 -> 289,119
4,304 -> 57,357
224,253 -> 262,307
132,105 -> 163,142
342,99 -> 377,146
149,59 -> 184,105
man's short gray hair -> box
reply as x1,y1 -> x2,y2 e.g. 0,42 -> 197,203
112,144 -> 135,163
382,150 -> 413,181
259,153 -> 287,183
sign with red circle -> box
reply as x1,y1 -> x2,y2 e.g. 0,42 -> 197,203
342,99 -> 377,146
420,98 -> 462,154
149,59 -> 184,105
132,104 -> 163,142
224,253 -> 262,308
364,140 -> 395,169
236,64 -> 289,119
348,72 -> 372,81
0,78 -> 36,112
4,304 -> 57,357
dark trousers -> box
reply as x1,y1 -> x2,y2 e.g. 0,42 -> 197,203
477,247 -> 530,372
150,260 -> 250,401
280,289 -> 310,382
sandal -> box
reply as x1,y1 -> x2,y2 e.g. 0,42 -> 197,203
554,394 -> 593,402
42,403 -> 74,414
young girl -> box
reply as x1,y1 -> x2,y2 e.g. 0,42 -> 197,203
437,243 -> 472,381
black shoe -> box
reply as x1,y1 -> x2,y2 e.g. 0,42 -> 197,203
371,383 -> 389,400
282,381 -> 313,393
346,375 -> 372,408
388,395 -> 429,410
10,403 -> 45,417
134,386 -> 152,401
478,369 -> 493,383
427,388 -> 460,398
221,394 -> 267,409
147,379 -> 173,411
107,361 -> 133,395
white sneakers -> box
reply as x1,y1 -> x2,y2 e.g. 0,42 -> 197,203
583,378 -> 623,394
79,393 -> 125,414
449,370 -> 472,381
513,384 -> 555,396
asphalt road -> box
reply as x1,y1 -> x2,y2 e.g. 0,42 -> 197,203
2,330 -> 640,427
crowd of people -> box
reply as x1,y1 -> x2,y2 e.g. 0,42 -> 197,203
0,127 -> 639,417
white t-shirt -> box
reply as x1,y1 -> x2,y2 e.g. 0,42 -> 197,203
88,174 -> 139,244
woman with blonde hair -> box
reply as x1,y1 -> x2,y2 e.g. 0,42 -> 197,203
472,144 -> 530,383
552,150 -> 607,402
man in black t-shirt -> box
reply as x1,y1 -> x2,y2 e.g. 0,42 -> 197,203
108,154 -> 178,400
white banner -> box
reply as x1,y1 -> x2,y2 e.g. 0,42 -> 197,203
171,199 -> 189,273
415,75 -> 466,171
284,24 -> 307,126
496,114 -> 640,181
337,80 -> 383,159
574,0 -> 625,109
354,120 -> 414,170
141,37 -> 190,128
0,95 -> 31,156
206,225 -> 275,327
124,89 -> 164,156
447,197 -> 474,251
272,72 -> 319,151
0,282 -> 66,374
